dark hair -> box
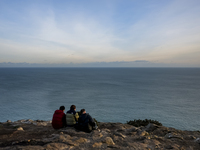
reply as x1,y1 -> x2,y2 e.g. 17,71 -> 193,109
80,109 -> 85,115
59,106 -> 65,110
70,105 -> 76,110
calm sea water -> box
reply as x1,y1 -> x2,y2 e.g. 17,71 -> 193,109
0,68 -> 200,131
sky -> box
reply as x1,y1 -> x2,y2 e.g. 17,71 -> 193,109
0,0 -> 200,67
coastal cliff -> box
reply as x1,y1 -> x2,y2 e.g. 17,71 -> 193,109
0,120 -> 200,150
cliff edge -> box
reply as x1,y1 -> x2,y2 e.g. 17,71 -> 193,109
0,120 -> 200,150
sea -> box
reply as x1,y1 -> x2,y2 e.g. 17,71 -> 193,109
0,68 -> 200,131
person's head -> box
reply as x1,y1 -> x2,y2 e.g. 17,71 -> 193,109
59,106 -> 65,112
70,105 -> 76,111
80,109 -> 86,115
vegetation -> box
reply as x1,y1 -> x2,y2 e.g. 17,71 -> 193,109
6,122 -> 11,126
93,118 -> 99,126
13,125 -> 20,129
127,119 -> 162,127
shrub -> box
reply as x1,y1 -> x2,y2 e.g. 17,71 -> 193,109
13,125 -> 20,129
93,118 -> 99,126
127,119 -> 162,127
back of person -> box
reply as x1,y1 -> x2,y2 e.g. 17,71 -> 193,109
66,105 -> 79,126
77,109 -> 95,133
52,106 -> 66,129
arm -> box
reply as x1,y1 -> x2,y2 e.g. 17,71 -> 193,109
62,114 -> 67,127
88,114 -> 95,125
74,112 -> 79,122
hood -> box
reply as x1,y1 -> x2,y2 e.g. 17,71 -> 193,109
67,109 -> 76,115
54,110 -> 64,114
80,113 -> 88,120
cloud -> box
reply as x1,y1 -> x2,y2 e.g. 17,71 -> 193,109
0,0 -> 200,66
122,0 -> 200,61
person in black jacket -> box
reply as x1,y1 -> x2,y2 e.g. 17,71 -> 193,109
77,109 -> 96,133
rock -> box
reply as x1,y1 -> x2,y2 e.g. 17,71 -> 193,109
75,137 -> 88,144
36,120 -> 44,122
165,133 -> 183,140
18,119 -> 26,123
114,132 -> 126,138
107,145 -> 121,149
17,127 -> 24,131
12,141 -> 19,145
151,135 -> 158,139
1,120 -> 200,150
194,137 -> 200,143
152,139 -> 161,147
139,131 -> 149,136
6,120 -> 12,123
44,143 -> 69,149
165,145 -> 173,149
92,130 -> 103,139
104,128 -> 111,133
13,145 -> 44,150
57,134 -> 72,143
146,136 -> 151,139
92,130 -> 103,140
184,135 -> 196,140
92,142 -> 102,148
24,119 -> 34,124
126,142 -> 149,149
37,122 -> 48,126
102,137 -> 115,145
101,130 -> 110,136
145,123 -> 159,132
126,127 -> 138,132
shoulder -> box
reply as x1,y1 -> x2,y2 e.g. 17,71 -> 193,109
86,113 -> 91,117
66,113 -> 73,116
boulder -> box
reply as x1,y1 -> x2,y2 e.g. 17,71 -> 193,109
102,137 -> 115,145
144,123 -> 159,132
44,143 -> 69,150
139,131 -> 149,136
92,142 -> 102,148
17,127 -> 24,131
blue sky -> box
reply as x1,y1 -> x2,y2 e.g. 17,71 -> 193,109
0,0 -> 200,67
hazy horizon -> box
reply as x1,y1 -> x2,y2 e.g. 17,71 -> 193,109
1,0 -> 200,67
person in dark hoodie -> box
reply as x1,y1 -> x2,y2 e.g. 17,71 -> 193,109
66,105 -> 79,127
52,106 -> 66,129
77,109 -> 96,133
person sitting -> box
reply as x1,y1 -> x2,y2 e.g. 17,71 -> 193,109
52,106 -> 66,129
77,109 -> 96,133
66,105 -> 79,127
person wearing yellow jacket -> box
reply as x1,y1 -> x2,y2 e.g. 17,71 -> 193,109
66,105 -> 79,127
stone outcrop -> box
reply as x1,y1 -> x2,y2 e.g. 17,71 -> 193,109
0,120 -> 200,150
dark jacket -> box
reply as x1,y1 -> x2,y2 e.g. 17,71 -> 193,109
77,113 -> 95,132
52,110 -> 66,129
67,109 -> 76,115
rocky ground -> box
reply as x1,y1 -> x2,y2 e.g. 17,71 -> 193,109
0,120 -> 200,150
